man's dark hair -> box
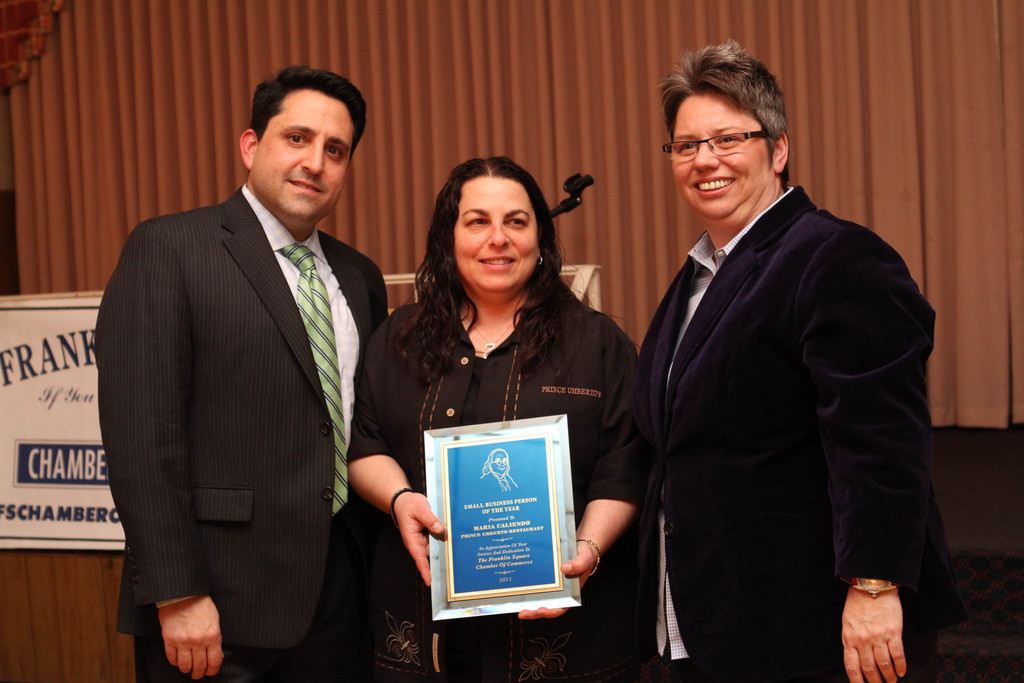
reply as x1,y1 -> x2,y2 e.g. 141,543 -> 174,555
249,65 -> 367,152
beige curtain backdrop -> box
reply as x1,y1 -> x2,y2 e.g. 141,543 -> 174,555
9,0 -> 1023,427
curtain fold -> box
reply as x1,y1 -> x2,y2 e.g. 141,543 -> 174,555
9,0 -> 1023,427
1001,0 -> 1024,424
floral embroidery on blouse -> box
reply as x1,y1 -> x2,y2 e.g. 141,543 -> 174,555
518,632 -> 571,680
384,611 -> 420,665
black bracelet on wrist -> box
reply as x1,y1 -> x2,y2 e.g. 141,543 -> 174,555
389,487 -> 415,528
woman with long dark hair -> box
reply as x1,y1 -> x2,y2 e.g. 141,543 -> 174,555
349,157 -> 650,682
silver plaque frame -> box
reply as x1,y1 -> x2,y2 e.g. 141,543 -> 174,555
424,414 -> 580,620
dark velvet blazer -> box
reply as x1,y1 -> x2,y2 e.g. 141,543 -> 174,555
632,187 -> 967,681
96,190 -> 388,649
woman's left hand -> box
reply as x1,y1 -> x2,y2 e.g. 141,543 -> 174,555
517,541 -> 596,620
517,499 -> 638,620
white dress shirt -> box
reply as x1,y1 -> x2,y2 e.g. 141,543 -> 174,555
242,184 -> 360,443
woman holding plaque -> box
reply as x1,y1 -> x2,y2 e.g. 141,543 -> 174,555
348,156 -> 650,682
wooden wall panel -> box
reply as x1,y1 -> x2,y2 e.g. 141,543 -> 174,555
0,553 -> 37,679
0,552 -> 133,683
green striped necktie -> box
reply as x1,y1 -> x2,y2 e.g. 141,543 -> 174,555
279,244 -> 347,513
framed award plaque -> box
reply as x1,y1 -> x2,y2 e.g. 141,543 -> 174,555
423,414 -> 580,620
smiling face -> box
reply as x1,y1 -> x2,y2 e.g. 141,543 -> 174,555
454,176 -> 540,307
240,88 -> 354,241
671,91 -> 788,246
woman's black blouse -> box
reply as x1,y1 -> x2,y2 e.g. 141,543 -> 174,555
350,301 -> 651,682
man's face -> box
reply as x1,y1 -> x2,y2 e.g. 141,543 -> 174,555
240,89 -> 354,241
670,92 -> 787,246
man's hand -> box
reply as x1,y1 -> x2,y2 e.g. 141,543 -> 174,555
157,595 -> 224,679
841,586 -> 906,683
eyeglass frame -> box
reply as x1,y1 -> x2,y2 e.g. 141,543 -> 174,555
661,131 -> 769,160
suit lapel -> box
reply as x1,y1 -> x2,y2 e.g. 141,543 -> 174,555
636,260 -> 694,449
663,187 -> 815,410
652,263 -> 694,406
218,191 -> 322,393
664,251 -> 758,403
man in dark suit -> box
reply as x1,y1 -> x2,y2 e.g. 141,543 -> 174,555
97,66 -> 387,681
633,41 -> 967,682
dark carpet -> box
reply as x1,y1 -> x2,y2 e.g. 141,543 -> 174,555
932,427 -> 1023,682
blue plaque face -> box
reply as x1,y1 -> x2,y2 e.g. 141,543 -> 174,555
424,415 -> 581,620
445,436 -> 558,597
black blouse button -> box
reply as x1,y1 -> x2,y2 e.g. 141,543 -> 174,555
664,522 -> 676,537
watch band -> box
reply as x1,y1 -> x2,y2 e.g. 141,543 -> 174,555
850,577 -> 899,597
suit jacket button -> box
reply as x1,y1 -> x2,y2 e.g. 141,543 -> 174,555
132,573 -> 140,584
320,486 -> 333,501
446,408 -> 455,417
664,522 -> 676,537
320,422 -> 331,435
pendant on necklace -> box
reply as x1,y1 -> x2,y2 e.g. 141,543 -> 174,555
475,320 -> 513,359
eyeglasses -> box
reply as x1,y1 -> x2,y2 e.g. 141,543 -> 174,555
661,131 -> 769,161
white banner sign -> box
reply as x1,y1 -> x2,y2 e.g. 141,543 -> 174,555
0,292 -> 123,550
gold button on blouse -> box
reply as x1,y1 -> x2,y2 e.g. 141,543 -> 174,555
460,356 -> 469,365
446,408 -> 455,417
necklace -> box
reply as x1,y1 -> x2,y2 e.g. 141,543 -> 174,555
473,319 -> 514,358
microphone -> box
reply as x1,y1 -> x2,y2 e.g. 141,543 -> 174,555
564,173 -> 594,195
550,173 -> 595,218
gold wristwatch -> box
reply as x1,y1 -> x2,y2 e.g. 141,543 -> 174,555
848,577 -> 899,597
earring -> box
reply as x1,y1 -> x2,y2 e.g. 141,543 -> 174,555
537,256 -> 544,265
